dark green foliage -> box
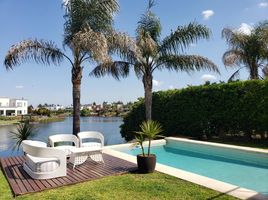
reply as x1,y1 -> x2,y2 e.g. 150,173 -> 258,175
80,108 -> 91,117
34,107 -> 51,117
121,80 -> 268,141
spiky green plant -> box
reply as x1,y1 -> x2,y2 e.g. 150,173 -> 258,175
10,121 -> 37,151
132,134 -> 146,156
135,120 -> 163,156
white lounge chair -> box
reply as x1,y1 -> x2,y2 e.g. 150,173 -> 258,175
22,140 -> 66,179
77,131 -> 104,163
48,134 -> 79,157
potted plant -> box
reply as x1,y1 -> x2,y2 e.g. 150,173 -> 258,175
134,120 -> 163,173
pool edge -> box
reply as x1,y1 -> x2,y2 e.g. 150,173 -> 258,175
166,137 -> 268,154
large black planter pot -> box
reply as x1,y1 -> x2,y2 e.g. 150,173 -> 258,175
137,154 -> 156,173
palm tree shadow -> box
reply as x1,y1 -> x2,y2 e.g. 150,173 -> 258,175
206,187 -> 240,199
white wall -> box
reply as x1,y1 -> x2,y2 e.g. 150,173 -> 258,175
15,99 -> 28,115
0,98 -> 10,107
0,98 -> 28,116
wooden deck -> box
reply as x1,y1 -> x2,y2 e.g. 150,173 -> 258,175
0,154 -> 137,196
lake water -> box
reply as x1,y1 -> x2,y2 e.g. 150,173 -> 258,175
0,117 -> 125,157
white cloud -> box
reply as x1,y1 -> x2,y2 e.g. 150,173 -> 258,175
153,79 -> 163,87
259,2 -> 268,8
202,10 -> 215,20
235,23 -> 253,35
15,85 -> 24,89
201,74 -> 217,82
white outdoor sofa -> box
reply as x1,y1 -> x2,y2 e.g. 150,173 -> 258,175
77,131 -> 105,164
22,140 -> 66,180
48,134 -> 79,157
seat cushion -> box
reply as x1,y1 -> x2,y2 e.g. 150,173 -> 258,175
25,154 -> 59,173
54,145 -> 77,156
81,142 -> 102,148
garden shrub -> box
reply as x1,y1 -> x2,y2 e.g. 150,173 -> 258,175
121,80 -> 268,141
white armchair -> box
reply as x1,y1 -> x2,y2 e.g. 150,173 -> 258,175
48,134 -> 79,157
22,140 -> 66,180
77,131 -> 104,163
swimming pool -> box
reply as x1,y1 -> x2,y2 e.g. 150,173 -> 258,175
114,138 -> 268,195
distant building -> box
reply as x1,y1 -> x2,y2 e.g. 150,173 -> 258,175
82,104 -> 93,111
0,97 -> 28,116
45,105 -> 65,111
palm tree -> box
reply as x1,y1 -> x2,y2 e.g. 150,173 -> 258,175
222,21 -> 268,81
4,0 -> 119,135
91,0 -> 219,120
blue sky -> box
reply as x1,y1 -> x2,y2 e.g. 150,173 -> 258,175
0,0 -> 267,106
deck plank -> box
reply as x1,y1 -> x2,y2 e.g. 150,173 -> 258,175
0,153 -> 137,196
0,158 -> 22,195
4,157 -> 29,194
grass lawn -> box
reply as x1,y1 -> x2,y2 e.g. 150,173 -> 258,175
0,120 -> 19,126
0,170 -> 237,200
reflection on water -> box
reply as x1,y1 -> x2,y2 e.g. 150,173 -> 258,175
0,144 -> 8,151
0,117 -> 125,157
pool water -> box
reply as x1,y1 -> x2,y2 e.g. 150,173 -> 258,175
119,142 -> 268,195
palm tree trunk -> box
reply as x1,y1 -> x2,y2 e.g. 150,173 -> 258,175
250,62 -> 259,79
72,66 -> 83,135
143,74 -> 153,120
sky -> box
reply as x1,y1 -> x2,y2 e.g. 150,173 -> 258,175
0,0 -> 267,106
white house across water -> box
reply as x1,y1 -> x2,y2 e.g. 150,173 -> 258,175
0,97 -> 28,116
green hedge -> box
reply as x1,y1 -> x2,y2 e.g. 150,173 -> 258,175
121,80 -> 268,141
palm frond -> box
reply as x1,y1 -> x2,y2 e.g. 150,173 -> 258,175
73,27 -> 110,63
131,134 -> 145,156
64,0 -> 119,45
157,55 -> 219,73
222,49 -> 244,67
136,10 -> 161,42
90,61 -> 130,80
136,0 -> 161,42
137,30 -> 158,58
222,28 -> 249,49
136,120 -> 163,140
159,22 -> 211,55
228,68 -> 244,82
106,31 -> 137,64
148,0 -> 156,11
134,63 -> 144,79
255,20 -> 268,35
4,39 -> 64,69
